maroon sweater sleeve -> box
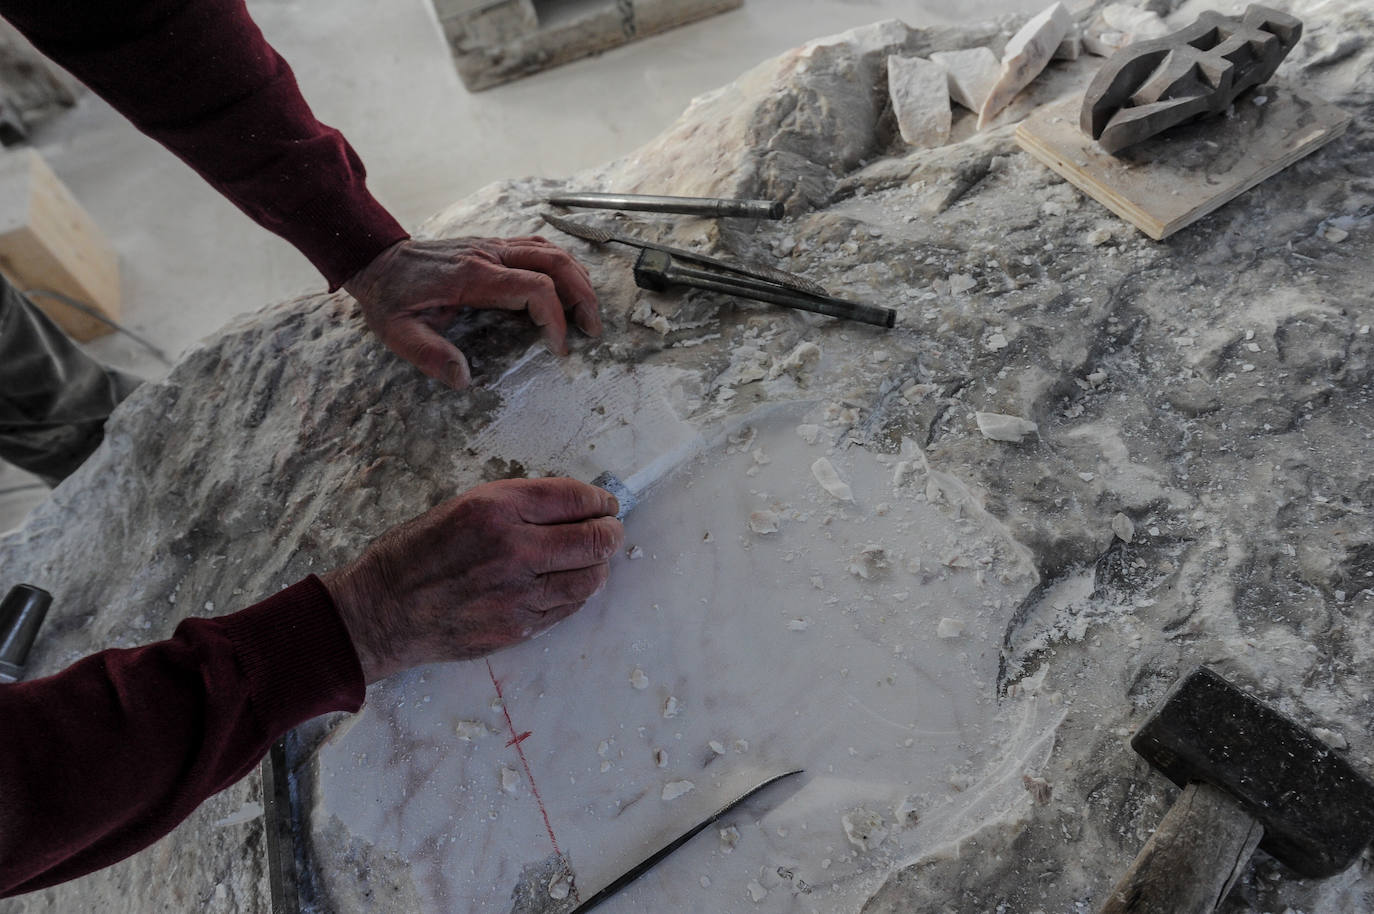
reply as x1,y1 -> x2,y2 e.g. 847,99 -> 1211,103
0,575 -> 365,897
0,0 -> 410,290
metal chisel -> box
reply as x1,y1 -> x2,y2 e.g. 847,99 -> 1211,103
546,191 -> 783,220
569,769 -> 804,913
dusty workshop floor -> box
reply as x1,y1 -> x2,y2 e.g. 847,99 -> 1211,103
0,0 -> 1047,529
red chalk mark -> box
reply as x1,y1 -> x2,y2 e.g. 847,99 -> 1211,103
486,658 -> 580,902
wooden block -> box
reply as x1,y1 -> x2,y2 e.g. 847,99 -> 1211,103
437,0 -> 743,92
1015,84 -> 1351,240
0,149 -> 120,341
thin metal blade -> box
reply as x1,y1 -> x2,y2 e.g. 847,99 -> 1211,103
569,769 -> 804,913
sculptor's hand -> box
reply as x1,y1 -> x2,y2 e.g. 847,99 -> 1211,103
344,237 -> 602,389
321,478 -> 623,684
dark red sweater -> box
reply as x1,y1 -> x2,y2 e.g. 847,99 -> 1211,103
1,0 -> 410,289
0,0 -> 401,894
0,577 -> 365,896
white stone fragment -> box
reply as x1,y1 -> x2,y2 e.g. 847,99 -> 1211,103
630,667 -> 650,690
747,880 -> 768,902
626,544 -> 645,559
749,509 -> 781,534
949,273 -> 976,294
709,740 -> 727,755
500,766 -> 521,795
930,47 -> 1000,112
978,2 -> 1072,128
787,618 -> 810,631
888,55 -> 951,147
986,332 -> 1009,351
1323,226 -> 1349,243
937,617 -> 966,638
1053,26 -> 1082,60
811,457 -> 854,501
895,795 -> 921,827
1112,512 -> 1135,543
662,779 -> 696,801
842,807 -> 889,851
795,423 -> 822,445
1314,727 -> 1349,750
548,873 -> 572,900
719,825 -> 740,851
769,341 -> 822,381
976,411 -> 1038,443
663,695 -> 681,718
454,720 -> 489,741
1101,4 -> 1170,38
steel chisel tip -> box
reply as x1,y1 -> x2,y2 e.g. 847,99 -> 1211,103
591,471 -> 635,520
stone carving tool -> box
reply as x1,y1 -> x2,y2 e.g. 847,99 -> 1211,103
546,191 -> 783,219
1081,5 -> 1302,154
0,583 -> 52,682
634,248 -> 896,329
541,212 -> 829,297
569,769 -> 803,913
1098,666 -> 1374,914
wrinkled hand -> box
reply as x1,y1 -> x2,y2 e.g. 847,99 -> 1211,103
345,237 -> 602,389
321,478 -> 623,684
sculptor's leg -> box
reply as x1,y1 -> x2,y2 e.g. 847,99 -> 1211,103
0,277 -> 141,486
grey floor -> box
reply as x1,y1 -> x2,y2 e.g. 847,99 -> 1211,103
0,0 -> 1046,531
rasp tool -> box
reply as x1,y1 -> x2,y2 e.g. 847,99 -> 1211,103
541,212 -> 828,297
546,191 -> 783,219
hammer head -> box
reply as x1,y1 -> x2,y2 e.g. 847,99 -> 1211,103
1132,666 -> 1374,877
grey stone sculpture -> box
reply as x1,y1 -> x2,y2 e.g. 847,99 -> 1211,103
1080,4 -> 1302,154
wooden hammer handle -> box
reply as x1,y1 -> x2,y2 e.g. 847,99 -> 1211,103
1099,781 -> 1264,914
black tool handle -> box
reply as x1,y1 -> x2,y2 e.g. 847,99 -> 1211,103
548,192 -> 783,219
1098,781 -> 1263,914
0,584 -> 52,682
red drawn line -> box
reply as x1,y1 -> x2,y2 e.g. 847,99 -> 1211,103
486,658 -> 580,902
506,730 -> 532,748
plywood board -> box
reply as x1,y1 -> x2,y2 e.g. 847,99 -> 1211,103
1015,84 -> 1351,240
0,149 -> 120,340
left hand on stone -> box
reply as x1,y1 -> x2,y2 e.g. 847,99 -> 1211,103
345,237 -> 602,389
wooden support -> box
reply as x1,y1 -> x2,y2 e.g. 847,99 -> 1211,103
435,0 -> 743,92
0,149 -> 120,341
1099,782 -> 1264,914
1015,83 -> 1350,240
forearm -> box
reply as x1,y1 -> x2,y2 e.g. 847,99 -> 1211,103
0,576 -> 364,897
0,0 -> 409,288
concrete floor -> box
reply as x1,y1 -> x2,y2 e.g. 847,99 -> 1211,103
0,0 -> 1045,530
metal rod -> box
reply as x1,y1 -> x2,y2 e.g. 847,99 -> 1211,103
634,250 -> 896,329
547,192 -> 783,220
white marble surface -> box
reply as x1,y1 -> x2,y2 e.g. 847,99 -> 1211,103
313,375 -> 1057,912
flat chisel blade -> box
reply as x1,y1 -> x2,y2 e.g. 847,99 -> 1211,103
569,769 -> 804,913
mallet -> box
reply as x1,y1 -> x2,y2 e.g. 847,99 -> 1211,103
1100,666 -> 1374,914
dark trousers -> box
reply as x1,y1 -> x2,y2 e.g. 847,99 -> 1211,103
0,277 -> 140,486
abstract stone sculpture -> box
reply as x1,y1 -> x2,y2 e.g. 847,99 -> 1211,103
1080,4 -> 1302,154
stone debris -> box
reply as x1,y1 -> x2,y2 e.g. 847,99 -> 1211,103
709,740 -> 727,755
719,825 -> 741,851
930,46 -> 1000,112
769,341 -> 822,382
842,807 -> 889,851
1022,774 -> 1053,805
662,780 -> 695,801
975,411 -> 1038,443
663,695 -> 681,718
979,2 -> 1072,127
548,872 -> 573,901
500,766 -> 520,795
811,457 -> 855,501
937,617 -> 966,638
653,748 -> 669,767
895,795 -> 921,827
1111,512 -> 1135,543
787,618 -> 810,631
888,55 -> 951,147
749,509 -> 781,534
629,667 -> 650,690
795,423 -> 822,445
627,544 -> 645,559
747,880 -> 768,902
454,720 -> 489,741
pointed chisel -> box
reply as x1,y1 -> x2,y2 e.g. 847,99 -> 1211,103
569,769 -> 804,914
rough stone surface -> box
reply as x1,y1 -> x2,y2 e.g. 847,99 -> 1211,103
4,1 -> 1374,912
887,54 -> 951,147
